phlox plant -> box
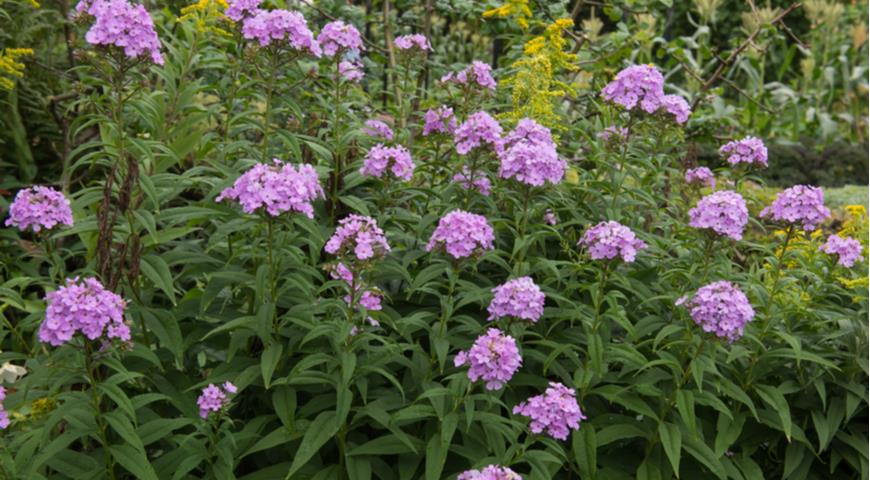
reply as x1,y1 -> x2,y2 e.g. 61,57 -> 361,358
0,1 -> 866,480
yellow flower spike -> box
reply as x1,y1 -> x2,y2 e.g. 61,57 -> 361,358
0,48 -> 34,91
483,0 -> 532,29
179,0 -> 231,35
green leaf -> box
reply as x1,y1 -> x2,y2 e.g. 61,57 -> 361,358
284,411 -> 339,479
425,412 -> 457,480
140,254 -> 176,305
658,422 -> 682,476
675,390 -> 696,437
573,423 -> 597,479
755,384 -> 792,441
109,444 -> 159,480
682,436 -> 726,480
261,342 -> 283,389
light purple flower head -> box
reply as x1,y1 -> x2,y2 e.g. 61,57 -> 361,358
39,277 -> 129,346
454,111 -> 503,155
719,136 -> 768,168
360,144 -> 415,181
395,33 -> 431,52
498,118 -> 566,186
216,161 -> 324,218
453,167 -> 491,196
241,9 -> 322,55
317,20 -> 363,57
684,167 -> 716,189
197,382 -> 236,418
676,281 -> 754,342
601,64 -> 665,114
422,106 -> 457,136
454,328 -> 521,390
441,60 -> 497,90
0,386 -> 8,429
5,186 -> 74,233
224,0 -> 260,21
75,0 -> 164,64
597,126 -> 628,145
457,465 -> 522,480
544,209 -> 558,226
819,235 -> 864,267
689,190 -> 748,240
660,94 -> 691,124
426,210 -> 495,259
579,221 -> 647,262
513,382 -> 585,440
338,60 -> 364,83
487,276 -> 545,323
325,214 -> 391,262
760,185 -> 831,231
362,120 -> 394,141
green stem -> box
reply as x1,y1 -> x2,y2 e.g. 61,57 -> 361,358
84,342 -> 117,480
331,57 -> 344,221
260,51 -> 278,163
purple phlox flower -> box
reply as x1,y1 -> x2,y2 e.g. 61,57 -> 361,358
452,167 -> 491,196
316,20 -> 363,57
0,387 -> 8,429
684,167 -> 716,189
338,60 -> 364,82
426,210 -> 495,259
422,106 -> 457,136
395,33 -> 431,52
597,126 -> 628,145
487,276 -> 545,323
457,465 -> 522,480
74,0 -> 164,64
544,209 -> 558,226
454,111 -> 502,155
760,185 -> 831,231
498,118 -> 566,186
579,221 -> 647,262
360,144 -> 415,181
5,186 -> 74,233
362,119 -> 394,141
241,9 -> 321,56
224,0 -> 260,21
215,161 -> 324,218
819,235 -> 864,267
454,328 -> 521,390
719,136 -> 768,168
513,382 -> 585,440
197,382 -> 236,418
441,60 -> 497,90
39,277 -> 129,346
688,190 -> 748,240
325,214 -> 391,261
677,281 -> 754,342
601,64 -> 665,113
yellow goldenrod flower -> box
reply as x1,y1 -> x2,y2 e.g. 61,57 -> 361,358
179,0 -> 231,36
0,48 -> 34,91
483,0 -> 532,30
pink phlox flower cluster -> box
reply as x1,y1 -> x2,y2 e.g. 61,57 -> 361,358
39,277 -> 129,346
454,111 -> 503,155
216,161 -> 324,218
361,144 -> 415,181
684,167 -> 716,189
676,281 -> 754,342
719,136 -> 768,168
224,0 -> 260,21
426,210 -> 495,259
395,34 -> 431,52
441,60 -> 497,90
241,9 -> 321,56
0,387 -> 9,429
601,65 -> 691,123
454,328 -> 521,390
498,118 -> 566,186
75,0 -> 164,64
688,190 -> 748,240
513,382 -> 585,440
457,465 -> 522,480
819,235 -> 864,267
452,167 -> 491,196
339,60 -> 364,82
487,276 -> 545,322
760,185 -> 831,231
362,119 -> 394,141
197,382 -> 237,418
579,221 -> 647,262
325,214 -> 391,261
422,106 -> 457,136
317,20 -> 363,57
5,186 -> 74,233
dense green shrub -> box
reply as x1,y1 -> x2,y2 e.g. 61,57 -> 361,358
0,1 -> 867,479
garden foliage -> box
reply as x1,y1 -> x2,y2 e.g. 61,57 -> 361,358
0,0 -> 867,479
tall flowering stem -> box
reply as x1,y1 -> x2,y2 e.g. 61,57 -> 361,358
84,342 -> 117,480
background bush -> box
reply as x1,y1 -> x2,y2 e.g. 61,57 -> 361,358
0,0 -> 867,479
